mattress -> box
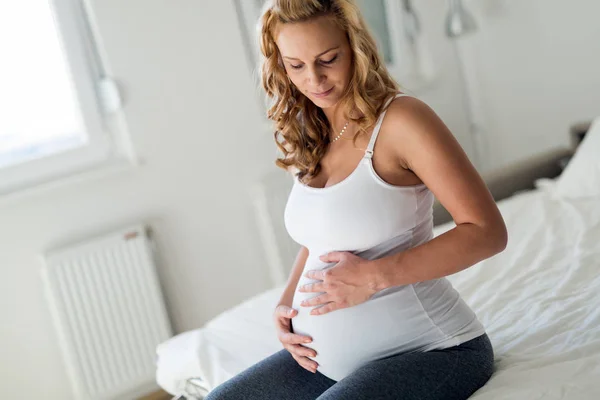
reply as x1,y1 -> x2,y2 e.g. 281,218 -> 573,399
156,178 -> 600,399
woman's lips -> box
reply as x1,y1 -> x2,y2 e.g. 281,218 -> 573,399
312,87 -> 334,98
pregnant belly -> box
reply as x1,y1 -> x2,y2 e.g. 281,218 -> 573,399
290,275 -> 446,381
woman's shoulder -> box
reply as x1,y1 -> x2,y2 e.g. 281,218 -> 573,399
383,94 -> 438,134
386,93 -> 428,114
378,93 -> 450,167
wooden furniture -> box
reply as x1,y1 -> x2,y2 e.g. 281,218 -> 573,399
137,389 -> 172,400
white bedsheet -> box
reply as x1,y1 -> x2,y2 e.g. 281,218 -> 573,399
157,180 -> 600,398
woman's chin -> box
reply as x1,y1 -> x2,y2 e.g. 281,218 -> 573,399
309,94 -> 341,109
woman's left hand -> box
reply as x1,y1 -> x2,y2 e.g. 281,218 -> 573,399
298,252 -> 380,316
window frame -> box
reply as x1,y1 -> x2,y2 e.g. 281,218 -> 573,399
0,0 -> 135,197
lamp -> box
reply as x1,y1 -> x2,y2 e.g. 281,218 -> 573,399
445,0 -> 478,38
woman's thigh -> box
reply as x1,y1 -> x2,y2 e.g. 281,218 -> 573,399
205,349 -> 336,400
317,334 -> 495,400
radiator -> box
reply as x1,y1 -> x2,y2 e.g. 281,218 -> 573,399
41,224 -> 172,400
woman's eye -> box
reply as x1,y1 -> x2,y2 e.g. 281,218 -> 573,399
321,55 -> 338,65
288,55 -> 337,70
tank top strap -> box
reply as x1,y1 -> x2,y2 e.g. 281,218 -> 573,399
364,93 -> 412,159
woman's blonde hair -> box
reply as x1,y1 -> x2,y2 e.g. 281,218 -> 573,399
259,0 -> 400,181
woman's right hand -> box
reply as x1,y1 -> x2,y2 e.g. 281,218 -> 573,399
273,304 -> 319,373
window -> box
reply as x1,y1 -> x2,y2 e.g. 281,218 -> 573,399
0,0 -> 132,196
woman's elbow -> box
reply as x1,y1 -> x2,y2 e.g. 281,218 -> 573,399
490,219 -> 508,254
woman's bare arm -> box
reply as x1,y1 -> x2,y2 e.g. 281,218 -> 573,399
277,246 -> 309,307
372,96 -> 508,289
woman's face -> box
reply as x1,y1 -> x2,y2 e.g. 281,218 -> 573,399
275,15 -> 353,109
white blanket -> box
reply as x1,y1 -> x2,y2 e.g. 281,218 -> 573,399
157,180 -> 600,398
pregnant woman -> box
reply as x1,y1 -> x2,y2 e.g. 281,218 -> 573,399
206,0 -> 507,399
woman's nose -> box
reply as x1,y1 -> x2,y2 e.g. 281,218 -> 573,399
306,66 -> 325,86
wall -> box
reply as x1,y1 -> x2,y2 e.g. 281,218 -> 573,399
0,1 -> 276,398
0,0 -> 598,398
463,0 -> 600,170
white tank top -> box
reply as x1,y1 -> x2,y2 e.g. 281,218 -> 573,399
284,93 -> 486,381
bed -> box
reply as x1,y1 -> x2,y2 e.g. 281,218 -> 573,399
155,119 -> 600,399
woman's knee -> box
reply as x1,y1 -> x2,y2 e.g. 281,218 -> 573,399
203,386 -> 225,400
204,350 -> 295,400
204,381 -> 240,400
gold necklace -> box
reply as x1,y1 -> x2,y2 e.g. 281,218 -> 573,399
331,121 -> 349,142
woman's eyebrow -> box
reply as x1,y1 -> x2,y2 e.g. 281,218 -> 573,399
282,46 -> 340,61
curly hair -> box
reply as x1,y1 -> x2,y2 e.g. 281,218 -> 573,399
258,0 -> 401,182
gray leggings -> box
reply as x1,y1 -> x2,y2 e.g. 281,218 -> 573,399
205,333 -> 494,400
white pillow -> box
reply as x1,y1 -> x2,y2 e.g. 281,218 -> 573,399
554,116 -> 600,198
